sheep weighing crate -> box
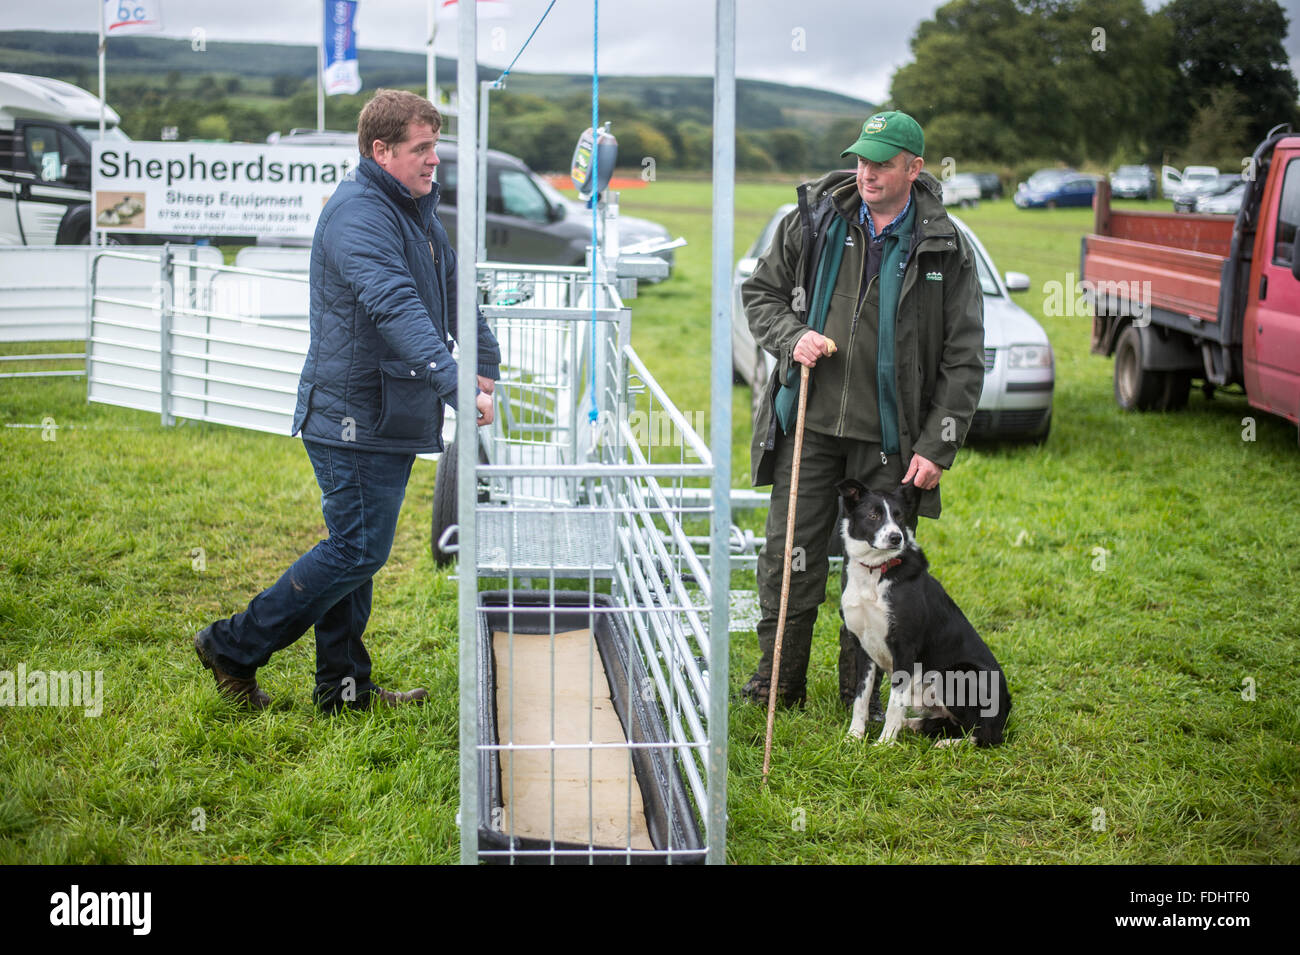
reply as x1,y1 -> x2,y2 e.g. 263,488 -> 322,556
456,266 -> 725,862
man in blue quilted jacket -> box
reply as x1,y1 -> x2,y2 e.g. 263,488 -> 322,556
194,89 -> 500,712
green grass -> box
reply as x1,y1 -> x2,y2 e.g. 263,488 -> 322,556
1,182 -> 1297,864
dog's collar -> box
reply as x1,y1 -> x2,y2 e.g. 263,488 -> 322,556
858,557 -> 902,576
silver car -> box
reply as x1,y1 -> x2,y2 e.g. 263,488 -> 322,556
732,204 -> 1054,442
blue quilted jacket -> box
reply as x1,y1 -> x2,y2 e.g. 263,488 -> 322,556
291,156 -> 501,454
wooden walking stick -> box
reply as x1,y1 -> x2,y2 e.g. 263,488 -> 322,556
762,337 -> 835,788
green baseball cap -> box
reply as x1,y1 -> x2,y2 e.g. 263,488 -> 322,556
841,111 -> 925,162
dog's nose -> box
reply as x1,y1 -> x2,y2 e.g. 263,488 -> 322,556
887,531 -> 902,547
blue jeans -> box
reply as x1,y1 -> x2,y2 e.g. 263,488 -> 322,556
198,439 -> 416,709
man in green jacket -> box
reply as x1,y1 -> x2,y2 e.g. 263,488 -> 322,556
741,110 -> 984,713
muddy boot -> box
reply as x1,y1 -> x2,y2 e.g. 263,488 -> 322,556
742,605 -> 819,707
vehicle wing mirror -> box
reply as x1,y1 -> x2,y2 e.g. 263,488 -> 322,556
549,201 -> 566,222
1004,271 -> 1031,292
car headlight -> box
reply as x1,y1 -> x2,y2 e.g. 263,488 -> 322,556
1008,344 -> 1053,369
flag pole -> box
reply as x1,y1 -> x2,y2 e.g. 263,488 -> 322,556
96,1 -> 106,247
317,1 -> 325,130
427,0 -> 438,105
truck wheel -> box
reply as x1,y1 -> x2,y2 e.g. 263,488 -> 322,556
1157,372 -> 1191,411
1114,326 -> 1162,411
431,440 -> 489,566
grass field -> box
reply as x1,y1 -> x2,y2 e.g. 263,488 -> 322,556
1,182 -> 1297,864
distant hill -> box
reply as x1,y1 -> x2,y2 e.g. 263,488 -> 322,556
0,30 -> 874,137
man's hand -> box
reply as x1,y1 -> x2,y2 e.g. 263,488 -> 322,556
902,453 -> 942,490
793,330 -> 837,368
476,375 -> 495,396
475,390 -> 494,427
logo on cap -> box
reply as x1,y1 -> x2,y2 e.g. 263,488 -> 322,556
865,116 -> 887,134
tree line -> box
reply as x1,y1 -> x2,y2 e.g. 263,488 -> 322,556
890,0 -> 1298,174
62,0 -> 1300,179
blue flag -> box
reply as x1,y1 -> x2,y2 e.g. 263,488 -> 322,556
322,1 -> 361,96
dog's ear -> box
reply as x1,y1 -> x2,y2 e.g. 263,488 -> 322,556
836,478 -> 868,508
896,480 -> 922,521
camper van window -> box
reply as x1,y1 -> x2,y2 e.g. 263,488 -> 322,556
24,125 -> 62,181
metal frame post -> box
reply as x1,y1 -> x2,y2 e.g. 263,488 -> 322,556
707,0 -> 735,865
476,79 -> 504,265
159,244 -> 175,427
456,3 -> 481,867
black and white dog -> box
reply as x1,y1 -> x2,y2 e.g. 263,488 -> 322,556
837,479 -> 1011,747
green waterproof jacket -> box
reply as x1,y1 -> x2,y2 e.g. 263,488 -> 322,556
743,169 -> 985,518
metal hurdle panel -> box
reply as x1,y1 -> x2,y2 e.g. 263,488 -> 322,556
86,246 -> 309,433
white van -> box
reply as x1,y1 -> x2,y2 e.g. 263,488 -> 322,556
0,72 -> 128,245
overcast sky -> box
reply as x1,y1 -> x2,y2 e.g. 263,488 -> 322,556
10,0 -> 1300,103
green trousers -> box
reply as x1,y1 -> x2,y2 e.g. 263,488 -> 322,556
753,427 -> 909,704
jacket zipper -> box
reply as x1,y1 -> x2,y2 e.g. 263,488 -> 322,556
838,224 -> 869,435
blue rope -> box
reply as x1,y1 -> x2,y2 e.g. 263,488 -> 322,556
494,0 -> 556,83
588,0 -> 599,426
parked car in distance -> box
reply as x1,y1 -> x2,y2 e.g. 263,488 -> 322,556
1164,164 -> 1220,201
1195,181 -> 1247,215
1017,168 -> 1075,195
1109,164 -> 1156,199
1174,173 -> 1242,213
1014,172 -> 1098,209
263,129 -> 675,274
972,172 -> 1003,199
732,204 -> 1053,441
942,172 -> 982,207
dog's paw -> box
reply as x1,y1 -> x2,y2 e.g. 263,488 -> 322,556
933,737 -> 969,749
873,734 -> 899,747
845,726 -> 866,741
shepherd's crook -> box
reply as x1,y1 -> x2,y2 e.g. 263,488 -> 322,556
762,336 -> 835,787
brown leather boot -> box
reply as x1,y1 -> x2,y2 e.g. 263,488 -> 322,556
194,632 -> 271,710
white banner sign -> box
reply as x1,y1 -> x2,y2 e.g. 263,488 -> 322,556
104,0 -> 164,35
91,142 -> 359,238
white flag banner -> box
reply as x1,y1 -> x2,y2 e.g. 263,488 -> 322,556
322,0 -> 362,96
436,0 -> 512,20
103,0 -> 164,36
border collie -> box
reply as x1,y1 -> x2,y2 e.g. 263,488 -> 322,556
837,479 -> 1011,747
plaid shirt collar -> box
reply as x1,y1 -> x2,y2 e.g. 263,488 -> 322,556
858,191 -> 914,241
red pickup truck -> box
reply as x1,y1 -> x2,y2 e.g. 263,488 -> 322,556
1084,126 -> 1300,441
